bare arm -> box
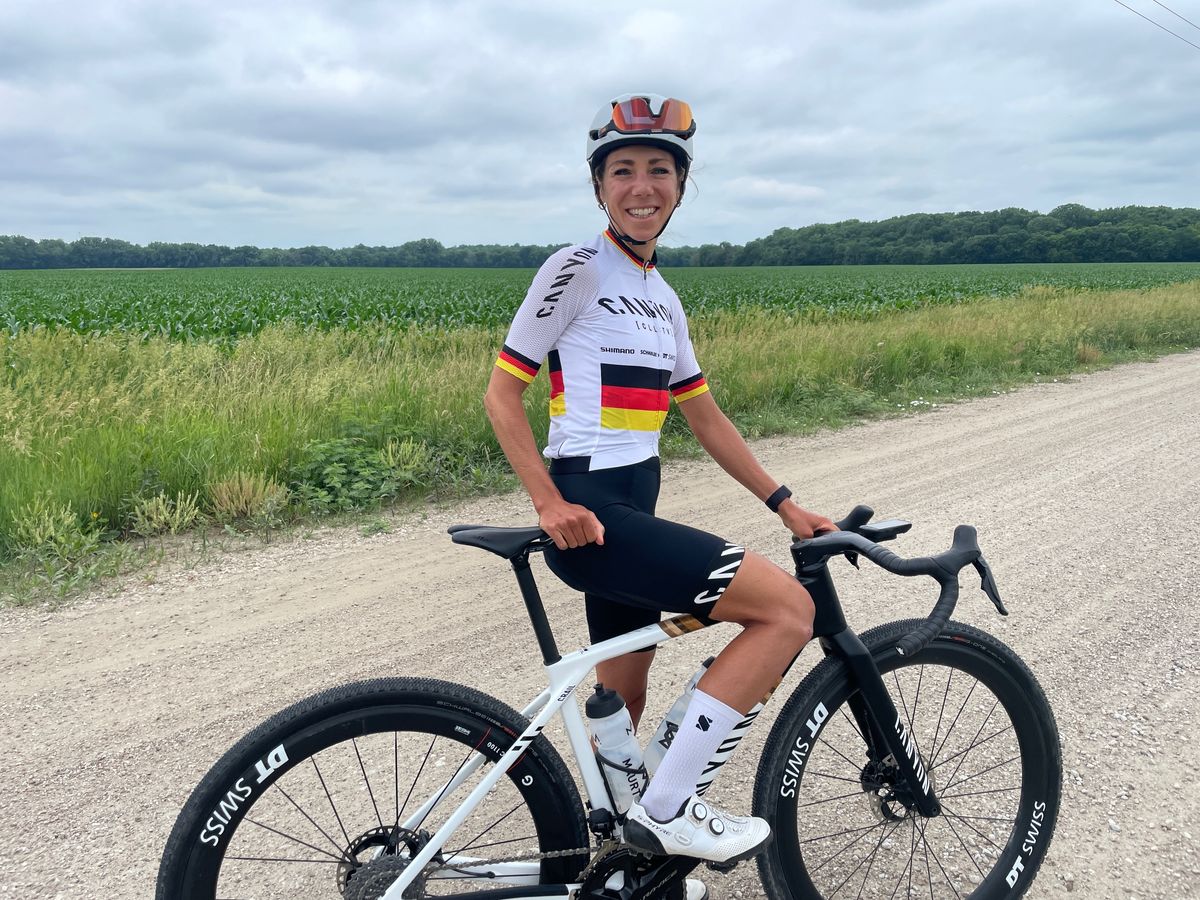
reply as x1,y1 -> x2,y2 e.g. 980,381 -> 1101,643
677,391 -> 834,539
483,368 -> 604,549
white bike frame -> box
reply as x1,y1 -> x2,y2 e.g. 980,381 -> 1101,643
380,613 -> 707,900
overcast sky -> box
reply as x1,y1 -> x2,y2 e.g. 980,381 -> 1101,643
3,0 -> 1199,249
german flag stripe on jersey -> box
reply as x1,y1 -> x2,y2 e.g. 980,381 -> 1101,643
600,364 -> 669,431
670,372 -> 709,403
496,345 -> 540,383
548,350 -> 565,417
604,228 -> 656,270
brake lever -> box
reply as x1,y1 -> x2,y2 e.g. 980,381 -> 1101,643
973,556 -> 1007,615
843,551 -> 860,570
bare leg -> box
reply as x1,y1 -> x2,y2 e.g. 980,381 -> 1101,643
596,649 -> 656,728
700,551 -> 815,712
633,550 -> 812,827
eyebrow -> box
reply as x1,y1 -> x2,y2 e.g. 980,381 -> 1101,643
607,156 -> 673,167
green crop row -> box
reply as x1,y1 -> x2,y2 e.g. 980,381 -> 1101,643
4,262 -> 1200,339
3,277 -> 1199,604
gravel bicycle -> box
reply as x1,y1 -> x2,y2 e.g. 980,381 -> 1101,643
156,505 -> 1061,899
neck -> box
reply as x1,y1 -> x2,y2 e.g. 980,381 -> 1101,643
605,226 -> 658,267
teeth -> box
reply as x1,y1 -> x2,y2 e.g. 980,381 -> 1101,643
627,208 -> 658,218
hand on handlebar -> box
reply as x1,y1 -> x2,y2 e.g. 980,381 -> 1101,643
777,500 -> 837,541
537,498 -> 605,550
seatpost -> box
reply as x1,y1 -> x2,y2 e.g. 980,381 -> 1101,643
511,552 -> 561,665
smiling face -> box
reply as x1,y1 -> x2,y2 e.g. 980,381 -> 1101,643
595,144 -> 684,253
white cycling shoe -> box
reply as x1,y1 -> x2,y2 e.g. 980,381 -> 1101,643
623,794 -> 772,864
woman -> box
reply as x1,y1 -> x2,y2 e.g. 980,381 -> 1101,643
484,93 -> 833,868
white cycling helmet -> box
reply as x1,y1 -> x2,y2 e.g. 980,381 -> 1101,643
586,92 -> 696,172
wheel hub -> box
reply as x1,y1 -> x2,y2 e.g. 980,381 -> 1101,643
860,756 -> 937,822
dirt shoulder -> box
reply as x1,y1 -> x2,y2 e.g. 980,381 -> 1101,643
1,352 -> 1198,898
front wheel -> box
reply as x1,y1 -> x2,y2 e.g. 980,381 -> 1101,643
754,620 -> 1061,900
157,677 -> 591,899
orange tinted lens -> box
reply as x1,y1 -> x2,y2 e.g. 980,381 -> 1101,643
611,97 -> 693,134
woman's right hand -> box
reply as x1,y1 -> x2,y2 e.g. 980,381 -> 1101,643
537,498 -> 605,550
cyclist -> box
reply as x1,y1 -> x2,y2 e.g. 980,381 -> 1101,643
484,93 -> 834,870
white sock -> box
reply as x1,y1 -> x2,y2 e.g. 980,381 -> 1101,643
639,689 -> 742,821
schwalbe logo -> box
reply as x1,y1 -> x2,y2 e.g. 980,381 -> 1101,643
779,701 -> 828,798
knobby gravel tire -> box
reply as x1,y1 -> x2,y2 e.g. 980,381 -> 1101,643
156,677 -> 590,899
753,620 -> 1061,900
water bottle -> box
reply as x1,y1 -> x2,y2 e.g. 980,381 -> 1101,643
643,657 -> 714,775
585,684 -> 647,814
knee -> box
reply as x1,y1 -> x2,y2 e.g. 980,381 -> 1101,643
775,583 -> 814,647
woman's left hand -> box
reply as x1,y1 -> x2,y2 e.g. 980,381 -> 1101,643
778,501 -> 836,540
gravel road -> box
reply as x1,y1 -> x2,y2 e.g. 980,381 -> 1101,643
1,351 -> 1198,900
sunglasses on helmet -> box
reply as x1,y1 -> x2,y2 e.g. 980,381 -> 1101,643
589,97 -> 696,141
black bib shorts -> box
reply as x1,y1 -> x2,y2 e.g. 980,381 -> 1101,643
544,456 -> 746,647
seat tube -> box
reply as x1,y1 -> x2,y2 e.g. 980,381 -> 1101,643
512,554 -> 561,665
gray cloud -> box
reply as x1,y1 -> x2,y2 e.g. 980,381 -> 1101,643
2,0 -> 1199,248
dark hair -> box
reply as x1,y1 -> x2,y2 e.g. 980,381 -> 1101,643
590,142 -> 690,206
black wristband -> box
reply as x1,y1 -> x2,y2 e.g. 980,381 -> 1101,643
765,485 -> 792,513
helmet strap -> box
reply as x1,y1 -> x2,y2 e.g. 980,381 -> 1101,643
599,202 -> 678,249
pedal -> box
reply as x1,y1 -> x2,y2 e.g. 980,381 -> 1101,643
705,859 -> 739,873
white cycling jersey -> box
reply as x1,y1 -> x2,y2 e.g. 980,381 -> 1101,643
496,229 -> 710,471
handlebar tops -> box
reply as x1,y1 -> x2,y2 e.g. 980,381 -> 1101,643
793,505 -> 1007,656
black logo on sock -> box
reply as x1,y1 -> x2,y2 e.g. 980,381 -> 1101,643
696,715 -> 712,732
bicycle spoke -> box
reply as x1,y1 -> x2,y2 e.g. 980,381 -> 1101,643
800,787 -> 878,809
838,703 -> 866,743
272,782 -> 350,860
807,768 -> 868,786
922,822 -> 964,900
939,783 -> 1021,801
311,754 -> 352,848
942,750 -> 1021,794
801,819 -> 892,847
929,677 -> 978,765
445,801 -> 524,857
448,832 -> 542,854
411,727 -> 493,834
806,817 -> 889,877
937,804 -> 989,880
942,697 -> 998,789
940,801 -> 1009,856
352,737 -> 385,830
241,814 -> 348,863
838,817 -> 905,899
929,667 -> 953,764
931,722 -> 1013,775
818,732 -> 869,773
396,733 -> 438,826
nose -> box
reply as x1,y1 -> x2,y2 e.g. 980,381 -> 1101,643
630,172 -> 654,195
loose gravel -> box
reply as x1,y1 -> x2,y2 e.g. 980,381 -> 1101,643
1,351 -> 1198,899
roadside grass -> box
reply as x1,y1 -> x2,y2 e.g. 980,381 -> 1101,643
2,280 -> 1197,604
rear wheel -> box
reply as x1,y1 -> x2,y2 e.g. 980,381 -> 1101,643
157,677 -> 590,899
754,620 -> 1061,899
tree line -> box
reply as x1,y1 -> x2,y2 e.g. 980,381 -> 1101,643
3,204 -> 1199,269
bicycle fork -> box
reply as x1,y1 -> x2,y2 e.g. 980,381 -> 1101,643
803,569 -> 942,819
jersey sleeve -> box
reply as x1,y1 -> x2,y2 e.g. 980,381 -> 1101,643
495,244 -> 600,384
667,296 -> 710,404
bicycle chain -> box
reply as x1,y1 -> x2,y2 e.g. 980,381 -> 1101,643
420,841 -> 600,880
